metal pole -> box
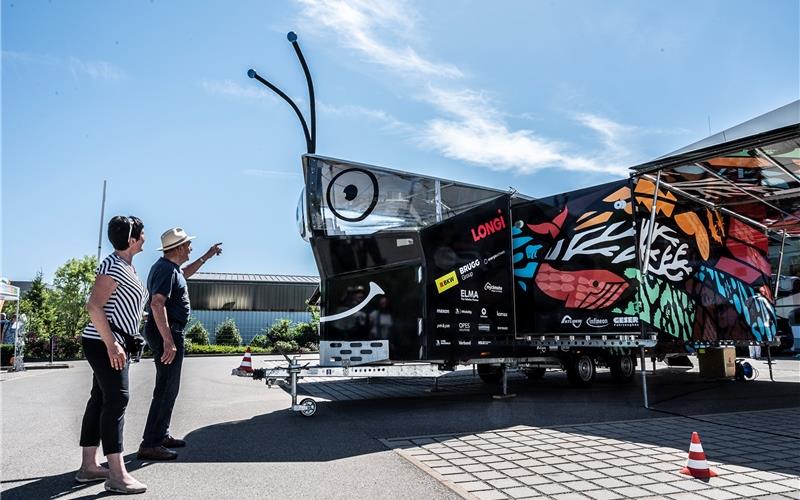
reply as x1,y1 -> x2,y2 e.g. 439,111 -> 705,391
97,180 -> 107,262
13,301 -> 23,372
641,171 -> 662,276
637,172 -> 660,410
774,231 -> 787,301
501,365 -> 508,396
768,231 -> 785,383
766,344 -> 774,382
640,346 -> 649,408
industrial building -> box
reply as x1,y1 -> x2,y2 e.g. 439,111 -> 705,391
186,272 -> 319,344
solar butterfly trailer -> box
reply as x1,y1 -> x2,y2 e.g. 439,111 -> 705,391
236,32 -> 792,415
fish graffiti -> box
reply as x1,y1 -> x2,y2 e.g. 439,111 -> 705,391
511,177 -> 775,343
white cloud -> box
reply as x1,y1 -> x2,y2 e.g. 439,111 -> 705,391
295,0 -> 462,78
3,51 -> 125,81
295,0 -> 638,176
317,102 -> 410,132
420,87 -> 628,175
200,79 -> 275,100
68,57 -> 124,80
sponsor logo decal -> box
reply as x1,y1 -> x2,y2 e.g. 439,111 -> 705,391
460,289 -> 479,302
458,340 -> 472,345
435,271 -> 459,293
480,308 -> 488,318
587,317 -> 609,328
484,282 -> 503,293
477,340 -> 491,345
470,209 -> 507,242
497,325 -> 509,331
496,310 -> 508,318
455,308 -> 472,315
458,322 -> 471,332
435,340 -> 451,346
436,323 -> 451,329
483,251 -> 506,265
435,308 -> 450,314
478,324 -> 491,332
458,259 -> 480,280
561,315 -> 583,328
613,316 -> 639,326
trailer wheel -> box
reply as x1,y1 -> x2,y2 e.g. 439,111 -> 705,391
477,364 -> 502,384
525,367 -> 546,380
299,398 -> 317,417
567,355 -> 595,387
609,355 -> 635,383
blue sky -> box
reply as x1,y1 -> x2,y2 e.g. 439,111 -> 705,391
2,0 -> 798,282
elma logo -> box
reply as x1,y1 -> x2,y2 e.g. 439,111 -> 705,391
470,210 -> 506,242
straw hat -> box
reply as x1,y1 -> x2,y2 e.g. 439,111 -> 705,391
158,227 -> 196,251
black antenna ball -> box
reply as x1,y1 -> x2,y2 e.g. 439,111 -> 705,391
287,31 -> 298,42
247,69 -> 256,79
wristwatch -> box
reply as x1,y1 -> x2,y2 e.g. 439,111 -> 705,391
199,257 -> 206,264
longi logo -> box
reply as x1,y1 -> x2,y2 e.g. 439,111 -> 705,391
484,282 -> 503,293
460,289 -> 479,302
561,315 -> 582,328
587,317 -> 609,328
459,259 -> 480,279
470,209 -> 506,242
435,271 -> 459,294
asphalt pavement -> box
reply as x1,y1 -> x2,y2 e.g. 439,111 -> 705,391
2,354 -> 799,499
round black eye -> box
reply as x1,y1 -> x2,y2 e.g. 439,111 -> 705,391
326,168 -> 379,222
344,184 -> 358,201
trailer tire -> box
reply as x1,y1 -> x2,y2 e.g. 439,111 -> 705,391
609,354 -> 635,383
477,364 -> 502,384
526,367 -> 546,380
566,355 -> 595,388
299,398 -> 317,417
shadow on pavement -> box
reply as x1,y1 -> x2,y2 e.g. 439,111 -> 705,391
3,367 -> 798,499
0,454 -> 149,500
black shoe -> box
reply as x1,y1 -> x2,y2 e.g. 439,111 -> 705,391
162,435 -> 186,448
137,445 -> 178,461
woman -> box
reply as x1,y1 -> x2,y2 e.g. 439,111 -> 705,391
77,216 -> 148,494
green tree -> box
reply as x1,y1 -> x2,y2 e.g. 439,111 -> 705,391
50,256 -> 97,338
186,320 -> 209,345
214,318 -> 242,346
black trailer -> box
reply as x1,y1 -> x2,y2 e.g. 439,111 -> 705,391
236,33 -> 796,416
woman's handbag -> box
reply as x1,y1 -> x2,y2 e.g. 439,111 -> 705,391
108,322 -> 145,356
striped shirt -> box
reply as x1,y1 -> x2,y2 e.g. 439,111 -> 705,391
82,253 -> 148,344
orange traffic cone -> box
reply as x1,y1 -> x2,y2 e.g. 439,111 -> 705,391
237,347 -> 253,373
680,432 -> 717,478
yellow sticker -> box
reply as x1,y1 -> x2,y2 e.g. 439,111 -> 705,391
435,271 -> 459,294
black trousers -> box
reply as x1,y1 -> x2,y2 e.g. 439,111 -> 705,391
141,322 -> 185,447
79,337 -> 130,455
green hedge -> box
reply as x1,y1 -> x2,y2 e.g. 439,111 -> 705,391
1,344 -> 14,366
184,344 -> 274,355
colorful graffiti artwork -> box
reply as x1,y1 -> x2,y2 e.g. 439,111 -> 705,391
511,178 -> 775,343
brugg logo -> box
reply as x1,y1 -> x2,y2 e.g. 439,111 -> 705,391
470,209 -> 507,242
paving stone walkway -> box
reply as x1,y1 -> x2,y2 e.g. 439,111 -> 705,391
382,408 -> 800,499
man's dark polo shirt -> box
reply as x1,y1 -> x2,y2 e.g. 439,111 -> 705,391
146,257 -> 190,328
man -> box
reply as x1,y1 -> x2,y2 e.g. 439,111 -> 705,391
747,284 -> 773,360
137,228 -> 222,460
